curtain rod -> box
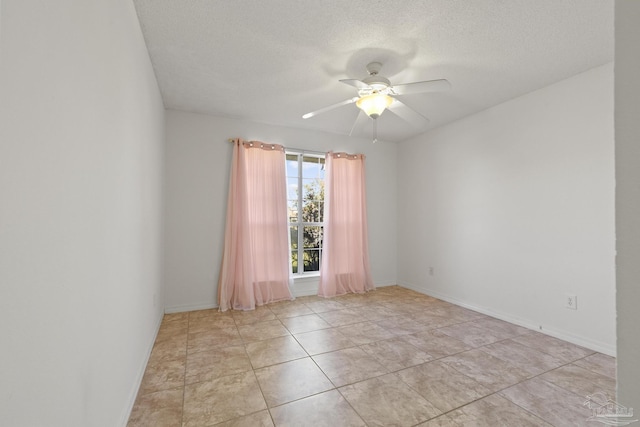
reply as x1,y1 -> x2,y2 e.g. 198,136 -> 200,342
227,138 -> 325,156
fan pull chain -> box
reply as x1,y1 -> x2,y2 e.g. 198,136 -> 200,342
373,118 -> 378,144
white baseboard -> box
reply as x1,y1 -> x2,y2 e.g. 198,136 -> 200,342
398,281 -> 616,357
374,282 -> 397,288
293,280 -> 398,297
165,281 -> 399,311
120,310 -> 164,426
165,302 -> 218,314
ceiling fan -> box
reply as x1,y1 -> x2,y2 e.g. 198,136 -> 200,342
302,62 -> 451,142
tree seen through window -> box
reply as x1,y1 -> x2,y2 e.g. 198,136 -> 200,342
286,153 -> 324,274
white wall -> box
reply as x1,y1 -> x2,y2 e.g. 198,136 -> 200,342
397,63 -> 615,354
615,0 -> 640,412
0,1 -> 165,426
164,110 -> 397,312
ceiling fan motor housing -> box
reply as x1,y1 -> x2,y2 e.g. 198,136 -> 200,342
362,75 -> 390,92
362,62 -> 390,94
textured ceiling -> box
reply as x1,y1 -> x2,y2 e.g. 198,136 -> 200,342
133,0 -> 613,143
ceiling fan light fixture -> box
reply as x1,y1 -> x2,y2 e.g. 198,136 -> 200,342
356,94 -> 393,119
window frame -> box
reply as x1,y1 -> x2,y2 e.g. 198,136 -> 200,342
286,150 -> 325,277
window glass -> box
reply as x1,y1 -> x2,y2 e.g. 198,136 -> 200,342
286,153 -> 324,274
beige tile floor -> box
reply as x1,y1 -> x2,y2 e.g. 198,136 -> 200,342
127,286 -> 616,427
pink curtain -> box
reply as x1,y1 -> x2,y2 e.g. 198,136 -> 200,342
218,139 -> 293,311
318,152 -> 374,297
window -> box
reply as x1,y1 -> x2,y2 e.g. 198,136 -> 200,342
286,152 -> 325,275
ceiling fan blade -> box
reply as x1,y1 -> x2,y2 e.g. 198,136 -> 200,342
302,97 -> 359,119
349,110 -> 370,136
339,79 -> 371,90
387,98 -> 430,128
391,79 -> 451,96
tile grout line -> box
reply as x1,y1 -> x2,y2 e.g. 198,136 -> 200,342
426,336 -> 604,426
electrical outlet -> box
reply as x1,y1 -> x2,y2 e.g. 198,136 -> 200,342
565,294 -> 577,310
